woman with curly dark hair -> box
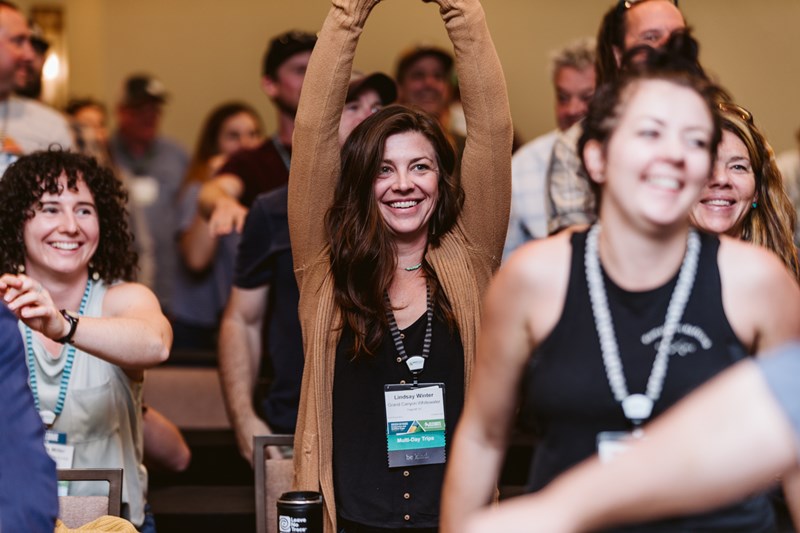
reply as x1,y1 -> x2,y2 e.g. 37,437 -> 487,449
0,149 -> 171,531
288,0 -> 511,530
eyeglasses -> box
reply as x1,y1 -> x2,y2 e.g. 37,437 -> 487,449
617,0 -> 679,14
718,101 -> 754,125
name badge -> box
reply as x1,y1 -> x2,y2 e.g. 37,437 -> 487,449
384,383 -> 446,468
129,175 -> 160,207
45,431 -> 74,496
597,429 -> 644,463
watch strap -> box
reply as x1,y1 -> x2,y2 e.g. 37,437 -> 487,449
56,309 -> 79,344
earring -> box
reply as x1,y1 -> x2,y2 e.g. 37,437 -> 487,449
88,262 -> 100,281
752,201 -> 758,209
17,264 -> 25,274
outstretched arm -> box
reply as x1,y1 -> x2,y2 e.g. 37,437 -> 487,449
432,0 -> 512,264
0,274 -> 171,379
463,355 -> 800,533
288,0 -> 380,286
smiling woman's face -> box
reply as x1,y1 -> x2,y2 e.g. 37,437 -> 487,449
23,175 -> 100,279
373,131 -> 440,246
690,130 -> 757,237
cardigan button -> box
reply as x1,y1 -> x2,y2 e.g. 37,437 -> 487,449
400,380 -> 406,385
403,492 -> 411,500
403,470 -> 410,477
396,357 -> 402,363
404,514 -> 411,521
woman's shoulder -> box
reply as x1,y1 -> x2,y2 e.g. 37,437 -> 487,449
103,281 -> 164,313
717,235 -> 792,287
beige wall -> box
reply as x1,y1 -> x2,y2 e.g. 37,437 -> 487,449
18,0 -> 800,154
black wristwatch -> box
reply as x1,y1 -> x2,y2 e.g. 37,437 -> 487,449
56,309 -> 79,344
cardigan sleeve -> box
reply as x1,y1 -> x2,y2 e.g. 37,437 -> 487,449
287,0 -> 378,289
439,0 -> 512,267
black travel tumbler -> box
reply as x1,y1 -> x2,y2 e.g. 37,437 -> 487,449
277,491 -> 323,533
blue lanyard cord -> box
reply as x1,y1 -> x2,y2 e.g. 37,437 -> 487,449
25,279 -> 93,419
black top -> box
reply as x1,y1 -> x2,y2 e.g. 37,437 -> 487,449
520,229 -> 775,532
333,309 -> 464,529
234,186 -> 303,434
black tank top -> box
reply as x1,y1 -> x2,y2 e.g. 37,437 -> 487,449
521,229 -> 775,532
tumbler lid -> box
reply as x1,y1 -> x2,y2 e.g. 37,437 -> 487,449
278,491 -> 323,505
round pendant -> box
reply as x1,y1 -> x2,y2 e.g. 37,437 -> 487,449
406,356 -> 425,373
621,394 -> 653,422
39,409 -> 56,426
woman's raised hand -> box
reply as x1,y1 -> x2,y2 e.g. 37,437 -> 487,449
0,273 -> 69,341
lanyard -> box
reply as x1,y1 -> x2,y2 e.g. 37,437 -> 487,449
585,224 -> 700,426
271,134 -> 291,172
384,282 -> 433,386
26,279 -> 93,427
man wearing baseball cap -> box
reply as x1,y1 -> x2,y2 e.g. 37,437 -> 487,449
109,73 -> 189,313
217,65 -> 397,466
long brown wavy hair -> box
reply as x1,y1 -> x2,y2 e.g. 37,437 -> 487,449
325,105 -> 463,358
715,105 -> 800,281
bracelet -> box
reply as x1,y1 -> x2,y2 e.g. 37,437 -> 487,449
56,309 -> 79,344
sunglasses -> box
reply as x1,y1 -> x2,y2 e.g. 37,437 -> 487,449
718,101 -> 754,125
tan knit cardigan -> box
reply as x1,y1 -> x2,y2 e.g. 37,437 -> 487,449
287,0 -> 512,530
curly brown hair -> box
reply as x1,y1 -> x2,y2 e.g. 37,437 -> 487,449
0,149 -> 137,282
326,105 -> 464,358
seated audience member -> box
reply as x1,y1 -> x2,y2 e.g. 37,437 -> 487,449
198,30 -> 317,236
173,102 -> 263,351
0,303 -> 57,533
220,71 -> 397,464
441,33 -> 800,533
289,0 -> 511,531
690,101 -> 799,280
0,150 -> 171,531
504,38 -> 596,258
462,344 -> 800,533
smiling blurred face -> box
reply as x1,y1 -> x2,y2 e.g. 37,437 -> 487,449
23,176 -> 99,279
217,112 -> 262,156
690,130 -> 756,237
398,56 -> 451,119
374,131 -> 440,245
585,79 -> 713,232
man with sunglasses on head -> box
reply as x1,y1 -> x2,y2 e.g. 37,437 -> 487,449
545,0 -> 684,236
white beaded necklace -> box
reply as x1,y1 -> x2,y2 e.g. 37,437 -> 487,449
585,223 -> 700,426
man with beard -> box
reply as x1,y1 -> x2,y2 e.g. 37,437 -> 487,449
198,31 -> 316,235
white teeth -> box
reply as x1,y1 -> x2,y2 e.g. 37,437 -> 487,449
704,199 -> 734,207
389,200 -> 419,208
51,242 -> 78,250
647,176 -> 679,190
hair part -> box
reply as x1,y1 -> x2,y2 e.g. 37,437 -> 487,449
0,149 -> 137,282
325,105 -> 463,357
